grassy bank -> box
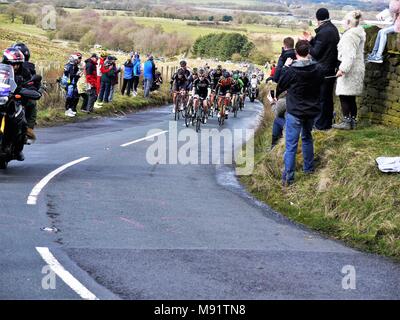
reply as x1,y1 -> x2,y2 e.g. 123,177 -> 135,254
241,87 -> 400,259
37,86 -> 171,127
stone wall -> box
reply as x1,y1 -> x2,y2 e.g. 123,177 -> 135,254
360,26 -> 400,127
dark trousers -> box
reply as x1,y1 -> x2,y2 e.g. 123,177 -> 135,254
271,115 -> 285,148
80,93 -> 88,111
339,95 -> 357,118
24,100 -> 37,129
98,81 -> 111,103
87,87 -> 98,112
133,76 -> 140,92
121,78 -> 134,96
314,77 -> 336,130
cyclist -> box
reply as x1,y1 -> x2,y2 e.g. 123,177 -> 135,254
209,65 -> 223,110
240,72 -> 249,107
231,72 -> 244,111
215,71 -> 233,119
192,68 -> 211,124
171,69 -> 189,113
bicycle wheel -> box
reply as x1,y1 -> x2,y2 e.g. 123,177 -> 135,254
174,97 -> 179,121
185,103 -> 191,127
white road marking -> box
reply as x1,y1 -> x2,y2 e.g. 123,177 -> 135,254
27,157 -> 90,205
36,247 -> 98,300
120,130 -> 168,147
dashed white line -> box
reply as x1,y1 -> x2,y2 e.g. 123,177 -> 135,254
36,247 -> 98,300
120,130 -> 168,147
27,157 -> 90,205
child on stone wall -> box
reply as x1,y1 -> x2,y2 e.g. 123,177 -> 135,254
368,0 -> 400,63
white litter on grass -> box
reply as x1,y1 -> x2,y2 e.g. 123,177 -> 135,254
376,157 -> 400,173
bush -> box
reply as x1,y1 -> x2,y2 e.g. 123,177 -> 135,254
192,33 -> 254,61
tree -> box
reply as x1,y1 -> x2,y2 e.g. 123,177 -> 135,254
222,15 -> 233,22
6,5 -> 18,23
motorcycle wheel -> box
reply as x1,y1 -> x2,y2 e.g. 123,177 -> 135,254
0,159 -> 8,170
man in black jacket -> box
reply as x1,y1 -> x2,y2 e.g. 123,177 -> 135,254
304,8 -> 340,130
276,40 -> 324,185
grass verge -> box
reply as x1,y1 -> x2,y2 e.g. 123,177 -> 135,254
241,87 -> 400,260
37,86 -> 171,127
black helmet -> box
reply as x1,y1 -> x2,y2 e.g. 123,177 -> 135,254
198,68 -> 206,76
2,47 -> 25,65
12,43 -> 30,62
180,60 -> 187,67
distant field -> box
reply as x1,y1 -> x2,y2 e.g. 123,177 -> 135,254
64,8 -> 301,56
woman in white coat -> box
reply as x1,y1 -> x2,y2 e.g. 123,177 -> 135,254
333,10 -> 366,130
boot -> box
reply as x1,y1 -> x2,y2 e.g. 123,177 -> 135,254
271,135 -> 280,150
351,117 -> 357,130
332,117 -> 352,130
14,151 -> 25,161
26,128 -> 36,141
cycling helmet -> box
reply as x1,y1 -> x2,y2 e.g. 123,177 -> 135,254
198,68 -> 206,76
180,60 -> 187,67
74,52 -> 83,60
217,65 -> 222,70
2,48 -> 25,65
223,71 -> 230,78
233,73 -> 239,80
12,43 -> 30,62
100,51 -> 108,58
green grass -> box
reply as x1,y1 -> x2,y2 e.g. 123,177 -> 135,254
0,14 -> 47,37
241,87 -> 400,260
37,85 -> 171,127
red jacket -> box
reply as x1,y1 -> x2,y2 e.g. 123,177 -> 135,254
85,58 -> 98,88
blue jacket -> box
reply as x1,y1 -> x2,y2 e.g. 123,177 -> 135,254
133,58 -> 141,76
123,61 -> 134,80
143,59 -> 155,80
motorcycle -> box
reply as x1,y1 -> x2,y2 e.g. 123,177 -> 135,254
249,83 -> 258,103
0,64 -> 41,169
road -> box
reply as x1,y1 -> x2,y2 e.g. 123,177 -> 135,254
1,102 -> 399,300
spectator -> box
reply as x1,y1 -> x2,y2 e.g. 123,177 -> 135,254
133,53 -> 141,96
152,67 -> 163,91
276,40 -> 324,185
367,0 -> 400,63
63,54 -> 80,117
76,59 -> 89,112
303,8 -> 340,130
121,56 -> 134,96
269,37 -> 297,149
98,56 -> 115,104
85,53 -> 99,112
333,11 -> 366,130
265,63 -> 276,82
143,54 -> 155,98
96,51 -> 108,95
108,56 -> 120,102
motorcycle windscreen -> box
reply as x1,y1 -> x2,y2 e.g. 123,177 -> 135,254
0,64 -> 17,96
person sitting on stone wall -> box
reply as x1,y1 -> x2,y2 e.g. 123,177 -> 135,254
368,0 -> 400,63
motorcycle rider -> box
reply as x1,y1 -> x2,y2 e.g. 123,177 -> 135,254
1,48 -> 34,161
249,74 -> 259,98
12,43 -> 38,142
